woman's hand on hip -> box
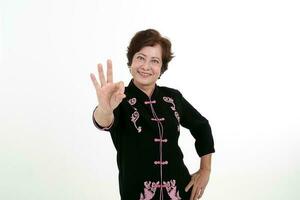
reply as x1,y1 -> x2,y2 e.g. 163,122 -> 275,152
185,169 -> 211,200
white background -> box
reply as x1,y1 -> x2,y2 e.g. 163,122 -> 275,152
1,0 -> 299,199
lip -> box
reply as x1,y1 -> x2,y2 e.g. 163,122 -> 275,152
138,71 -> 152,77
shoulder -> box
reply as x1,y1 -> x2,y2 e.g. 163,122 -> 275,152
158,85 -> 183,97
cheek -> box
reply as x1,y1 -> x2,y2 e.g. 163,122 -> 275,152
153,66 -> 162,75
130,65 -> 138,73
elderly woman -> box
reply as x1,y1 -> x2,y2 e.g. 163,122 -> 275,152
90,29 -> 215,200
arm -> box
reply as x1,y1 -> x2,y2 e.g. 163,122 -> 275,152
179,92 -> 215,157
93,106 -> 114,128
178,91 -> 214,199
200,153 -> 212,171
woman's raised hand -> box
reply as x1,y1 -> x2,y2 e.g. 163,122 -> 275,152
90,59 -> 126,115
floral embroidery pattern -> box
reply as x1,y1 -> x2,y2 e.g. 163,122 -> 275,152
163,97 -> 176,111
139,180 -> 182,200
128,97 -> 137,106
139,181 -> 160,200
163,96 -> 180,132
128,98 -> 142,133
163,180 -> 182,200
174,111 -> 180,123
131,110 -> 142,133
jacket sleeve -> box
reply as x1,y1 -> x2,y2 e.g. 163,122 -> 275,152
178,92 -> 215,157
92,105 -> 121,151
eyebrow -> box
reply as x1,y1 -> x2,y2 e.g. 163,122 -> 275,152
136,53 -> 161,61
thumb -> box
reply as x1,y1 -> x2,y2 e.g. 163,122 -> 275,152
115,93 -> 126,105
116,81 -> 125,94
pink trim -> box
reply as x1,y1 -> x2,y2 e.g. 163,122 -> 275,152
148,97 -> 165,200
92,107 -> 114,131
93,120 -> 114,131
154,138 -> 168,143
100,121 -> 114,130
144,100 -> 156,104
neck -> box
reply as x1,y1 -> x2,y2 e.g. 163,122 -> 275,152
133,80 -> 155,98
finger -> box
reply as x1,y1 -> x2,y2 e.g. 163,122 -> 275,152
111,93 -> 126,109
190,185 -> 198,200
90,73 -> 100,90
97,63 -> 106,86
107,59 -> 113,83
115,93 -> 126,103
117,81 -> 125,94
198,187 -> 205,199
192,182 -> 203,200
195,187 -> 202,200
185,180 -> 193,192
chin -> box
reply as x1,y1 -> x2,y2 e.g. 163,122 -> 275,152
134,76 -> 157,86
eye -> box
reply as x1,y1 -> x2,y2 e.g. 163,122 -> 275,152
136,55 -> 145,61
151,59 -> 160,64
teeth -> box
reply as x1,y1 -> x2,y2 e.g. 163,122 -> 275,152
139,71 -> 151,76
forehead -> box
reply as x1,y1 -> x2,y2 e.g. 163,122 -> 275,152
136,44 -> 162,59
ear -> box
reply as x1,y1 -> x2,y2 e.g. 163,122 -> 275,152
128,66 -> 132,74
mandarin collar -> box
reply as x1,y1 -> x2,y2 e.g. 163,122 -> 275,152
126,79 -> 159,101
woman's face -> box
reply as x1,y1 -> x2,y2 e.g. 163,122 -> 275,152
130,44 -> 162,89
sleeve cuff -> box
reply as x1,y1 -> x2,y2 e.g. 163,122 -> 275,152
92,106 -> 114,131
196,147 -> 215,157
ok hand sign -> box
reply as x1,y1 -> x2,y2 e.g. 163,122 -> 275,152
90,59 -> 126,115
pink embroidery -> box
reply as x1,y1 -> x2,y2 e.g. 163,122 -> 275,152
128,98 -> 142,133
139,181 -> 160,200
163,97 -> 175,110
139,179 -> 182,200
131,110 -> 142,133
174,111 -> 180,123
128,98 -> 137,105
163,96 -> 180,132
144,100 -> 156,104
163,180 -> 182,200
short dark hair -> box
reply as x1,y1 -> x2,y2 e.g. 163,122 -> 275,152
127,29 -> 174,76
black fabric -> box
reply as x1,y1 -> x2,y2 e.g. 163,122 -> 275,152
92,79 -> 215,200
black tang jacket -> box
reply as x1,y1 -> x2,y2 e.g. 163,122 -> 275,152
93,79 -> 215,200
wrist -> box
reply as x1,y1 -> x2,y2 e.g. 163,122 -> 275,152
95,106 -> 113,116
200,168 -> 211,172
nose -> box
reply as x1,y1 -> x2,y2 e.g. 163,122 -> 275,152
141,61 -> 151,70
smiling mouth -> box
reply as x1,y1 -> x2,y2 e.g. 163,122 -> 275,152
138,71 -> 152,77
